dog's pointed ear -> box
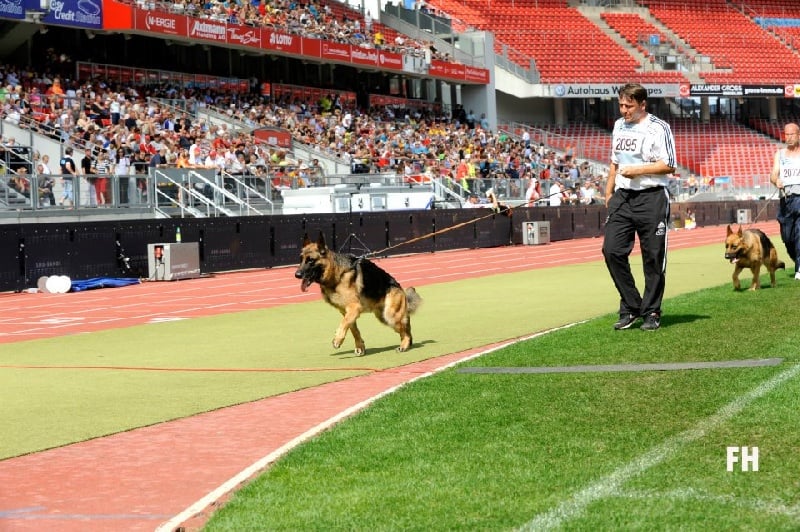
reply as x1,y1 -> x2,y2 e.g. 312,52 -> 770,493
726,225 -> 733,236
316,232 -> 328,254
302,233 -> 310,247
737,225 -> 744,236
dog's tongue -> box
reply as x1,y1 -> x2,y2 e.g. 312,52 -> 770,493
730,258 -> 738,264
300,278 -> 312,292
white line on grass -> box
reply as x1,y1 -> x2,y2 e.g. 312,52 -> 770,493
620,488 -> 800,521
156,321 -> 585,532
519,362 -> 800,531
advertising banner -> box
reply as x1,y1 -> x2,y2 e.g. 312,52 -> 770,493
264,29 -> 302,55
187,17 -> 226,42
350,47 -> 379,68
689,84 -> 787,97
133,9 -> 187,36
227,25 -> 262,47
44,0 -> 102,29
550,83 -> 680,98
320,41 -> 351,63
1,0 -> 25,20
378,51 -> 403,72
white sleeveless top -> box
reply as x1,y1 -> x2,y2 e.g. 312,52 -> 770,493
779,148 -> 800,195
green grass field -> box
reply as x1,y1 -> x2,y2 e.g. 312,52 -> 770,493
205,283 -> 800,531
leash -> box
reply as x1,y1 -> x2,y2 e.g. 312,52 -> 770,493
742,186 -> 779,230
361,204 -> 510,259
361,185 -> 576,259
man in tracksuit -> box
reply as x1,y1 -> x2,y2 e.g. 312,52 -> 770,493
602,83 -> 677,332
771,122 -> 800,280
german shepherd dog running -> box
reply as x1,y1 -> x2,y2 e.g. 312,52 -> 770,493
295,234 -> 422,355
724,225 -> 785,290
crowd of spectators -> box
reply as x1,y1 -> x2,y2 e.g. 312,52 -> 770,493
0,56 -> 605,207
134,0 -> 455,63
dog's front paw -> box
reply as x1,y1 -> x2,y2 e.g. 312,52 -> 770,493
354,346 -> 365,356
332,337 -> 344,349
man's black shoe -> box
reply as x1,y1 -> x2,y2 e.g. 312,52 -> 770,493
640,313 -> 661,331
613,314 -> 638,330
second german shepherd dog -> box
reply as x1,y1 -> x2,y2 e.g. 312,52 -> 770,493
295,234 -> 422,355
724,224 -> 785,290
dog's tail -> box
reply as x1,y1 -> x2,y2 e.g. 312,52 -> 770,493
764,237 -> 786,270
405,287 -> 422,314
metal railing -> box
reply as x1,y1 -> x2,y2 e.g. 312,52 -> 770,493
0,172 -> 156,212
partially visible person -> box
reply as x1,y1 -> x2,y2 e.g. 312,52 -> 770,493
114,147 -> 132,204
771,122 -> 800,280
464,193 -> 489,208
549,180 -> 562,206
309,157 -> 324,185
175,149 -> 191,168
579,181 -> 596,205
684,209 -> 696,230
10,166 -> 31,197
524,177 -> 540,205
94,150 -> 111,205
464,189 -> 505,213
40,154 -> 52,175
81,147 -> 97,206
150,147 -> 166,168
480,113 -> 490,131
36,164 -> 56,207
132,150 -> 149,203
602,82 -> 676,332
686,174 -> 698,195
59,146 -> 77,206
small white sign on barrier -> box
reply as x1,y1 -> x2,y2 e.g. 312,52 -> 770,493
522,221 -> 550,245
737,209 -> 752,224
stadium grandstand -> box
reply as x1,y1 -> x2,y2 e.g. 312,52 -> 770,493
1,0 -> 799,221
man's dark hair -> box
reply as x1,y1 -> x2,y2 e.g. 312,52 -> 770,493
618,83 -> 648,103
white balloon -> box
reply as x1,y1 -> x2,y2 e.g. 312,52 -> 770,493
57,276 -> 72,294
37,276 -> 50,293
45,276 -> 60,293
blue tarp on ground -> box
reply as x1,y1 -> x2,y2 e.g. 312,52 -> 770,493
70,278 -> 141,292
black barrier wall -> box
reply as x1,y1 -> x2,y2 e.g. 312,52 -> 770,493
2,201 -> 778,293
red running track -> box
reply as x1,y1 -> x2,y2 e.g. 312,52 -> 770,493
0,224 -> 774,531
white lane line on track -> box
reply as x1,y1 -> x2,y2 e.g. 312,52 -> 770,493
518,362 -> 800,531
156,321 -> 586,532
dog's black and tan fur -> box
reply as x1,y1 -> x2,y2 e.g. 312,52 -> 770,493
724,224 -> 785,290
295,234 -> 421,355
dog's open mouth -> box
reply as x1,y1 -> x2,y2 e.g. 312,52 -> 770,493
300,276 -> 313,292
